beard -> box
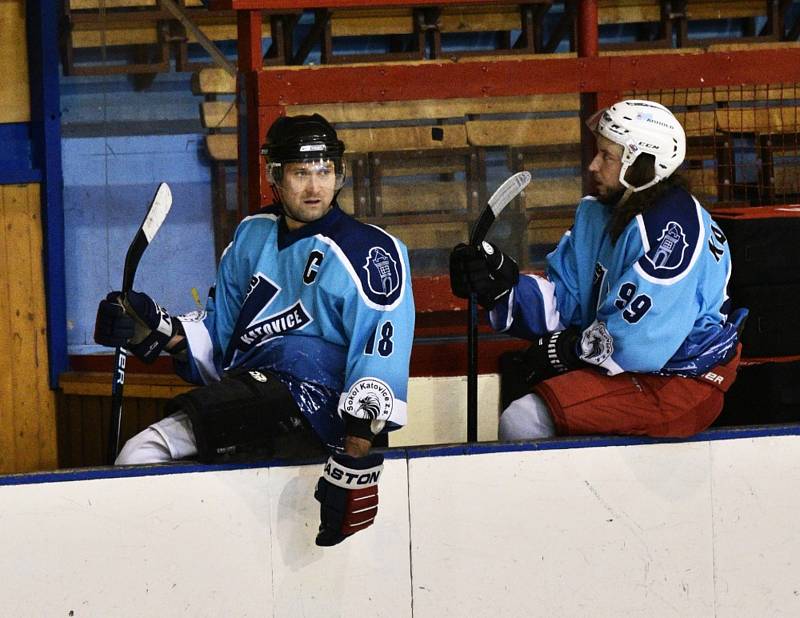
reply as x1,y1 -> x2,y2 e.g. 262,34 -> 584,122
596,187 -> 626,206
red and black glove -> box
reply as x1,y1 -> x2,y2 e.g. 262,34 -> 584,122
314,452 -> 384,547
449,241 -> 519,309
94,290 -> 182,363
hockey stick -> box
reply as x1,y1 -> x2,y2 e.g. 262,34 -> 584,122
465,171 -> 531,442
108,182 -> 173,464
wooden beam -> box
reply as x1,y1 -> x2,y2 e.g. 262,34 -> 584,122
0,185 -> 58,473
466,117 -> 580,146
60,372 -> 194,398
0,0 -> 29,122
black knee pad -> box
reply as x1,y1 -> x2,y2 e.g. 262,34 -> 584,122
166,369 -> 302,462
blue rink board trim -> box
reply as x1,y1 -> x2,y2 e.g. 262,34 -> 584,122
2,424 -> 800,487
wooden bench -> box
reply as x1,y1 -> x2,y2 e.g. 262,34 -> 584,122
62,1 -> 795,76
58,372 -> 194,467
632,54 -> 800,206
193,63 -> 589,268
62,0 -> 293,76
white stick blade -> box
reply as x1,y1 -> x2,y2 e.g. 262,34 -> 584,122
142,183 -> 172,242
487,171 -> 531,217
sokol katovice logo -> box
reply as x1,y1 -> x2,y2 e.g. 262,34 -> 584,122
344,378 -> 394,421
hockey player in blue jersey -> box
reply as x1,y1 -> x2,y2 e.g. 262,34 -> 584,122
450,99 -> 745,440
95,113 -> 415,546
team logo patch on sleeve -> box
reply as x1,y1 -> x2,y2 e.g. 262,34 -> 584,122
645,221 -> 688,272
635,192 -> 702,283
363,247 -> 400,298
579,322 -> 614,365
343,378 -> 394,421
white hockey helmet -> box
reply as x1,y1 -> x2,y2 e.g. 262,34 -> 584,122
589,99 -> 686,192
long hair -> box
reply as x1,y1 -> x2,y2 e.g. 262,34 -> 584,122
608,153 -> 690,243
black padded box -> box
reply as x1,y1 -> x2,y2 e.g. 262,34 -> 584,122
714,206 -> 800,288
714,360 -> 800,427
734,283 -> 800,358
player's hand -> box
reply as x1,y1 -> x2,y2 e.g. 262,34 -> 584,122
94,290 -> 179,363
94,293 -> 135,348
314,452 -> 384,547
449,241 -> 519,309
522,328 -> 585,384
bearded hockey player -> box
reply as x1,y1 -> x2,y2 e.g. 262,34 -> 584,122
450,99 -> 746,440
95,113 -> 415,546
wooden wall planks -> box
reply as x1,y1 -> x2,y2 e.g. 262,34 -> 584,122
0,184 -> 58,473
0,0 -> 29,123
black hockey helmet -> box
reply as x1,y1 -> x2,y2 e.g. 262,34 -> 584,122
261,113 -> 346,188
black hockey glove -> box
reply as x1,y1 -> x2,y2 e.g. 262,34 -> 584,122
94,290 -> 182,363
522,327 -> 586,385
449,241 -> 519,309
314,452 -> 384,547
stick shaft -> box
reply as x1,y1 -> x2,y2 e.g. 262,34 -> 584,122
465,172 -> 531,442
467,294 -> 479,442
107,183 -> 172,464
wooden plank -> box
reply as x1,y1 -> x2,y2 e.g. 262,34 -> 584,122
0,185 -> 57,473
69,0 -> 157,8
466,117 -> 580,147
5,184 -> 37,471
0,186 -> 16,472
438,5 -> 521,33
0,0 -> 30,123
60,371 -> 195,398
186,21 -> 272,44
340,124 -> 468,152
331,8 -> 415,37
686,167 -> 719,198
193,67 -> 236,94
206,133 -> 238,161
513,147 -> 581,170
289,93 -> 581,122
626,83 -> 800,106
201,101 -> 237,129
525,176 -> 582,209
601,47 -> 705,57
196,91 -> 582,129
71,24 -> 160,47
624,89 -> 717,107
714,83 -> 800,102
716,107 -> 800,133
707,42 -> 800,53
370,156 -> 471,178
598,0 -> 661,25
528,216 -> 574,246
688,1 -> 770,20
382,221 -> 467,249
378,180 -> 468,214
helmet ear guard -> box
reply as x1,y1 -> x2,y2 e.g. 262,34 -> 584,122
589,99 -> 686,192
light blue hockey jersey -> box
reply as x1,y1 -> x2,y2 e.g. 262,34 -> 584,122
489,186 -> 738,376
175,204 -> 415,450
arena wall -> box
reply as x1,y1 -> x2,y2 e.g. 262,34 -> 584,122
1,429 -> 798,617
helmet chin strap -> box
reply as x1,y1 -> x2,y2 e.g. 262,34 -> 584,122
615,186 -> 635,208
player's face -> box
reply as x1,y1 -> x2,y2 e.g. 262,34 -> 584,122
276,160 -> 337,230
589,136 -> 624,203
